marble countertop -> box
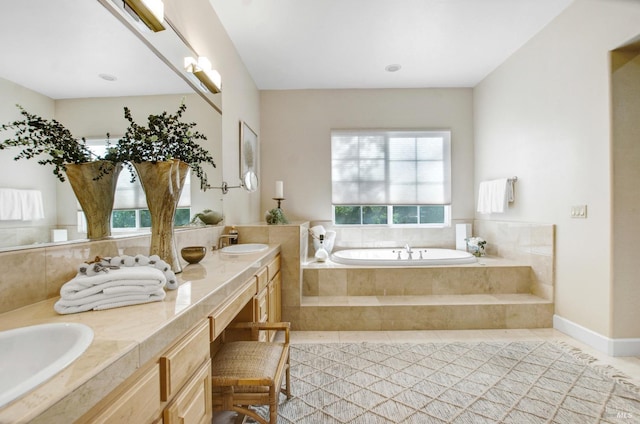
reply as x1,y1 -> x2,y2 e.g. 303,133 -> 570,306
0,245 -> 280,424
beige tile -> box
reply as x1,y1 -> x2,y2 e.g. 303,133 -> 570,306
291,331 -> 340,343
302,269 -> 318,296
386,330 -> 443,343
346,268 -> 376,295
339,331 -> 391,343
318,269 -> 347,296
0,249 -> 47,313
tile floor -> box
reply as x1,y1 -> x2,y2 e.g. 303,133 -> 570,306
286,329 -> 640,387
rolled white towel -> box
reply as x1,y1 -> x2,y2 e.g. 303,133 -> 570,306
134,254 -> 150,266
165,270 -> 178,290
122,255 -> 136,267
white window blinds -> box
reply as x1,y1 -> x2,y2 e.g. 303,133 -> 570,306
331,130 -> 451,205
112,168 -> 191,210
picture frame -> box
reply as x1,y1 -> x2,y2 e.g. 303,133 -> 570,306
239,120 -> 259,192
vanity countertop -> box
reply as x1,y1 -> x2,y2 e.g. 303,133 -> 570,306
0,244 -> 280,424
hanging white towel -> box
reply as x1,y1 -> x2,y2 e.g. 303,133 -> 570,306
0,188 -> 22,220
0,188 -> 45,220
18,189 -> 45,220
476,182 -> 492,214
477,179 -> 514,214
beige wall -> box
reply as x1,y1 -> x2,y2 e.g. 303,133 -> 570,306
474,0 -> 640,338
611,47 -> 640,339
166,0 -> 262,224
0,78 -> 57,242
260,88 -> 475,222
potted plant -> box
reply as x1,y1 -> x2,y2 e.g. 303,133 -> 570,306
0,105 -> 124,239
117,102 -> 216,272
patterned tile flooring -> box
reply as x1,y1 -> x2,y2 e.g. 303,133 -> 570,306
286,329 -> 640,388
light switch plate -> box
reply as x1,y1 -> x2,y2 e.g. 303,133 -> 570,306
571,205 -> 587,218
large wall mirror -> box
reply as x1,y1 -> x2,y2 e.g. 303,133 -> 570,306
0,0 -> 223,250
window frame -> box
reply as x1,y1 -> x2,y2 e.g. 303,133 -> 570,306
331,129 -> 452,227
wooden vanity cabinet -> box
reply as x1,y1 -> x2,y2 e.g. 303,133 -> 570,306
79,319 -> 212,424
218,254 -> 282,342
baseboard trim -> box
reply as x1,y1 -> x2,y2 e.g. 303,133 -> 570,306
553,314 -> 640,357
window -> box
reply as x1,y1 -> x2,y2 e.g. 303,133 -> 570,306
77,140 -> 191,232
331,130 -> 451,225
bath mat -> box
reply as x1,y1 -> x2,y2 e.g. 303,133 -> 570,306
244,341 -> 640,423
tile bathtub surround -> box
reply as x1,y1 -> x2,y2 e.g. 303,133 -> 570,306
474,220 -> 555,300
0,226 -> 224,315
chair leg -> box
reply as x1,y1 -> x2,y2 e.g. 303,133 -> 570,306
269,386 -> 277,424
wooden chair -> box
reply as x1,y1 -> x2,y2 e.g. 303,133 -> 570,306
211,322 -> 291,424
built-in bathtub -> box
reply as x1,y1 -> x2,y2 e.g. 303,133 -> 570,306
330,247 -> 477,266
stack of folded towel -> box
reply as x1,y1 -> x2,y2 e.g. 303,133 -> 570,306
54,254 -> 179,315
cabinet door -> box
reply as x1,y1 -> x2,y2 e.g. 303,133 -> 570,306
268,271 -> 282,341
163,361 -> 212,424
270,271 -> 281,323
160,319 -> 210,401
88,364 -> 162,424
254,287 -> 269,341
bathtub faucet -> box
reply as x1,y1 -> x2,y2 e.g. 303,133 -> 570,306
404,243 -> 413,260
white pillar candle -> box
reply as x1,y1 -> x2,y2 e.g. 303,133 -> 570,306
275,180 -> 284,198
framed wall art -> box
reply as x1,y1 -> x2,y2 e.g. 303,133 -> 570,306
239,120 -> 258,192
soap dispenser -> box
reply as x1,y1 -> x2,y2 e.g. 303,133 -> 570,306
314,234 -> 328,262
229,226 -> 239,245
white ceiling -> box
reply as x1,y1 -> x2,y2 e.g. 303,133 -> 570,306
0,0 -> 190,99
209,0 -> 574,90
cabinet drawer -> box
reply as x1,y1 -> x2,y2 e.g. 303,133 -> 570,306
256,266 -> 268,292
209,277 -> 256,339
163,361 -> 212,424
267,255 -> 281,281
89,364 -> 161,424
160,320 -> 210,401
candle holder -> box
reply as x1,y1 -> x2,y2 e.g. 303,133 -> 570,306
272,197 -> 285,209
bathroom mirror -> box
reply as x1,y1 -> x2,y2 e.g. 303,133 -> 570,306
0,0 -> 222,250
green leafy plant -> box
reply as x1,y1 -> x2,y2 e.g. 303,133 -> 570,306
0,105 -> 120,182
117,103 -> 216,187
265,208 -> 289,225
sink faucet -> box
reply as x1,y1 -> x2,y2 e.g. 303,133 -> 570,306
404,243 -> 413,260
217,234 -> 238,249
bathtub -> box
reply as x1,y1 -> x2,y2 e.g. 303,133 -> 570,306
330,248 -> 477,266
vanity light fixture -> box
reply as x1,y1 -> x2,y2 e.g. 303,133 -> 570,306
123,0 -> 165,32
184,56 -> 222,94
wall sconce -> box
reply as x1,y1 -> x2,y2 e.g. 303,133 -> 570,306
124,0 -> 165,32
184,56 -> 222,94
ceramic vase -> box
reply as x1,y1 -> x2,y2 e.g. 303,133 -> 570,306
65,161 -> 122,240
134,160 -> 189,273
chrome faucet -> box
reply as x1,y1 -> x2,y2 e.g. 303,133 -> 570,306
217,234 -> 238,249
404,243 -> 413,259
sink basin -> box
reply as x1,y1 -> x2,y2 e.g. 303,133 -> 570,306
220,243 -> 269,254
0,322 -> 93,407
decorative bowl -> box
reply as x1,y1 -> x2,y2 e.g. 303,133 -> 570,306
181,246 -> 207,264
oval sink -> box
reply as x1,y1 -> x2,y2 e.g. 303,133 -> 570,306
220,243 -> 269,254
0,322 -> 94,407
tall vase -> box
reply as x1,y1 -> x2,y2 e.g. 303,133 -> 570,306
65,161 -> 122,240
134,160 -> 189,273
